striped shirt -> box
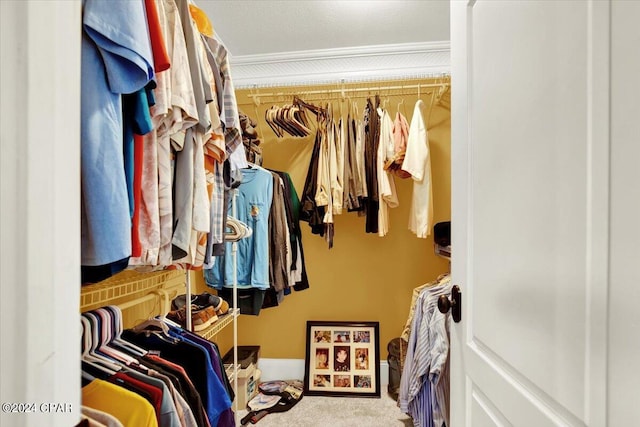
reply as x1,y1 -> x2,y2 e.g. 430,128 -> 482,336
201,34 -> 247,170
400,279 -> 452,426
399,289 -> 434,427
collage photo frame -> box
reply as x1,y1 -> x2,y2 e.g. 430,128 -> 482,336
303,321 -> 381,398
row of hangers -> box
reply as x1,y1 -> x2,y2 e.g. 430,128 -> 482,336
80,306 -> 179,384
262,93 -> 420,139
226,216 -> 252,241
264,103 -> 313,138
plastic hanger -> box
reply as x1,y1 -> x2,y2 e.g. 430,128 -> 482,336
265,106 -> 283,138
226,216 -> 252,241
80,316 -> 120,374
83,313 -> 124,370
103,306 -> 148,357
93,308 -> 141,366
131,318 -> 171,336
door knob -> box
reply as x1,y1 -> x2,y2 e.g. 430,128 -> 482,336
437,285 -> 461,323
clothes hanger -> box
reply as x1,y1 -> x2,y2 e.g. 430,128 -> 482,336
83,312 -> 126,370
80,321 -> 109,382
131,317 -> 171,335
80,316 -> 120,374
397,87 -> 407,118
93,308 -> 142,366
103,306 -> 148,357
277,105 -> 305,137
265,106 -> 283,138
274,105 -> 295,137
131,316 -> 180,345
225,216 -> 252,241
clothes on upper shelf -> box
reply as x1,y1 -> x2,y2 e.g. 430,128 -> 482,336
81,307 -> 235,427
298,96 -> 434,247
80,0 -> 249,284
398,274 -> 452,427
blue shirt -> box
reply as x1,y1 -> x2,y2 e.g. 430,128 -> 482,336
168,330 -> 232,426
81,0 -> 154,266
205,166 -> 273,289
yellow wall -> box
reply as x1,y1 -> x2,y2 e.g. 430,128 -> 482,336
194,78 -> 451,360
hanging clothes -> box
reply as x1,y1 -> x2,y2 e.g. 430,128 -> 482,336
273,171 -> 310,291
401,100 -> 434,238
343,108 -> 362,212
82,379 -> 158,427
122,326 -> 233,427
204,165 -> 273,314
80,306 -> 234,427
398,275 -> 452,427
300,115 -> 327,236
363,95 -> 381,234
80,0 -> 252,280
80,0 -> 155,281
376,107 -> 399,237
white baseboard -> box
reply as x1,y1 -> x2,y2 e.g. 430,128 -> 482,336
258,358 -> 389,386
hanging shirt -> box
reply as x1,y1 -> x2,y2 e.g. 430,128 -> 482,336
204,166 -> 273,290
399,279 -> 453,427
81,405 -> 124,427
268,172 -> 290,293
122,369 -> 182,427
82,379 -> 158,427
401,274 -> 451,342
81,0 -> 154,268
201,34 -> 247,171
377,108 -> 399,237
402,100 -> 434,238
332,118 -> 345,215
343,112 -> 361,212
363,96 -> 381,233
154,0 -> 199,266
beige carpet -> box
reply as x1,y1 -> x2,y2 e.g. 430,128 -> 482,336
237,393 -> 413,426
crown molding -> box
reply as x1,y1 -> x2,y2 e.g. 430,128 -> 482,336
229,41 -> 450,88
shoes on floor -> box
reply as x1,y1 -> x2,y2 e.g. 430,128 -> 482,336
172,292 -> 230,316
166,304 -> 218,332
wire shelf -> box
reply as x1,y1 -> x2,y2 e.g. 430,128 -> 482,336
80,270 -> 185,312
224,363 -> 241,382
197,308 -> 240,341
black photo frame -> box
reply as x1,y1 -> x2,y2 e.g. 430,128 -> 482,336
304,321 -> 381,398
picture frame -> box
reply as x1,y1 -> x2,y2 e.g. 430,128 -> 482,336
304,321 -> 381,398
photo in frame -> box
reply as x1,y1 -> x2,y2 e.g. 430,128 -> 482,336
304,321 -> 381,397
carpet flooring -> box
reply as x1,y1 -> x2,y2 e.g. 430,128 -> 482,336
237,392 -> 412,426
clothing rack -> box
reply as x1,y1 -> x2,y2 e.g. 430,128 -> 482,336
244,78 -> 451,105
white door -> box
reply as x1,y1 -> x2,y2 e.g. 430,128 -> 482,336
450,1 -> 640,426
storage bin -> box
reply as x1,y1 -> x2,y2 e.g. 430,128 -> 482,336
231,363 -> 261,408
222,345 -> 260,369
223,346 -> 261,408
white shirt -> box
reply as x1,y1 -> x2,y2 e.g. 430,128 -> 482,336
377,108 -> 399,236
402,100 -> 433,238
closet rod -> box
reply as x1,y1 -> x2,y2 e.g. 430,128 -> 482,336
246,81 -> 450,100
116,283 -> 183,312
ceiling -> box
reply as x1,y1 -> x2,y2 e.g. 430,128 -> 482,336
197,0 -> 451,57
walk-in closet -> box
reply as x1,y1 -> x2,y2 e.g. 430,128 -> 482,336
2,1 -> 639,427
